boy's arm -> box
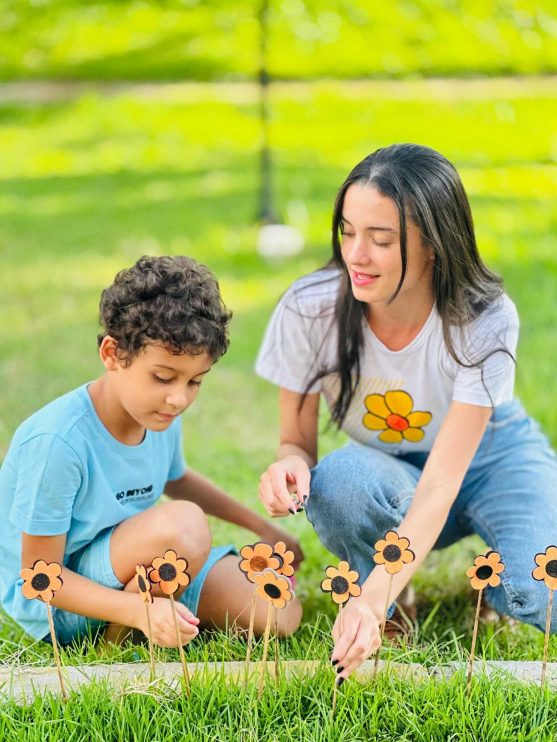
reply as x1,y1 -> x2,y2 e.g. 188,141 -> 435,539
164,470 -> 304,565
21,533 -> 198,646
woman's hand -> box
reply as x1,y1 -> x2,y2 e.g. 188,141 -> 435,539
259,455 -> 311,517
256,522 -> 305,569
330,598 -> 382,682
137,597 -> 200,647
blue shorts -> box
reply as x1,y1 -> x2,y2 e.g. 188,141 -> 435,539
45,526 -> 236,646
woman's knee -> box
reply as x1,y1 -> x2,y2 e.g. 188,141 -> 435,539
502,583 -> 557,634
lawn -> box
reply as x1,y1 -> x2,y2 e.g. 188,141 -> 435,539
1,0 -> 557,81
0,75 -> 556,737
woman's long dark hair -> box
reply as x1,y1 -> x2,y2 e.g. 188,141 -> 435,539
305,143 -> 506,428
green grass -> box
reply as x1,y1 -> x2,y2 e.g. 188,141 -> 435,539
1,1 -> 557,81
0,77 -> 556,731
2,673 -> 557,741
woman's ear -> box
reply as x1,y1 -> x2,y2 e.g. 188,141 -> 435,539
98,336 -> 121,371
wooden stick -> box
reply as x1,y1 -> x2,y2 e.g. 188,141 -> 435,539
46,602 -> 67,701
244,587 -> 258,676
332,603 -> 343,716
169,593 -> 191,695
466,588 -> 483,693
274,606 -> 279,681
258,601 -> 274,698
145,602 -> 156,681
541,588 -> 554,688
373,573 -> 394,679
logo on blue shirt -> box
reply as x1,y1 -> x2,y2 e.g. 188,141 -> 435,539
115,484 -> 154,503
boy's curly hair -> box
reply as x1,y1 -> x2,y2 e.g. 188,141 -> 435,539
97,255 -> 231,363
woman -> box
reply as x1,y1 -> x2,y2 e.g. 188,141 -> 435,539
256,143 -> 557,684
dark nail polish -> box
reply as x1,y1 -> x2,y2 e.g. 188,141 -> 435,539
336,666 -> 344,674
336,676 -> 345,686
296,506 -> 304,512
331,659 -> 339,666
302,495 -> 309,503
288,507 -> 296,515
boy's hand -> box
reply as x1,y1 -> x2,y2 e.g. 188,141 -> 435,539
137,597 -> 200,647
256,523 -> 305,570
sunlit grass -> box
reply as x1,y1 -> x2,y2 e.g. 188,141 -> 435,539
0,79 -> 556,728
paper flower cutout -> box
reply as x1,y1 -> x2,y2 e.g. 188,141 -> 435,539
532,546 -> 557,590
150,549 -> 191,595
363,390 -> 432,444
20,560 -> 63,603
373,530 -> 415,574
321,560 -> 361,605
466,551 -> 505,590
135,564 -> 153,604
254,568 -> 294,609
272,541 -> 295,578
239,543 -> 281,583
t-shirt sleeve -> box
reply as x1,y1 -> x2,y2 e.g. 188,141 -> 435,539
9,434 -> 83,535
255,286 -> 328,393
167,418 -> 187,481
451,297 -> 519,407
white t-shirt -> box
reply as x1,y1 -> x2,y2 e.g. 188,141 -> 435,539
256,269 -> 519,454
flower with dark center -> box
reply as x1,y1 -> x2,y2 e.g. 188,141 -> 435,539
466,551 -> 505,590
150,549 -> 191,595
254,568 -> 294,608
239,543 -> 280,583
373,531 -> 415,575
532,546 -> 557,590
135,564 -> 153,604
21,560 -> 63,603
272,541 -> 295,577
321,561 -> 361,605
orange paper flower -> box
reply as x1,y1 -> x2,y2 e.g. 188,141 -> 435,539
466,551 -> 505,590
272,541 -> 295,578
254,569 -> 294,609
532,546 -> 557,591
135,564 -> 153,604
321,560 -> 361,605
239,543 -> 281,583
373,531 -> 415,574
20,560 -> 63,603
150,549 -> 191,595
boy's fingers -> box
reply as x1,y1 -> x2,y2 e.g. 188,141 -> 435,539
174,601 -> 200,625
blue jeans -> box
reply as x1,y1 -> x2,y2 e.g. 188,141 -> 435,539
307,399 -> 557,633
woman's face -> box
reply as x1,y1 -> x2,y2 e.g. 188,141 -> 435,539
340,183 -> 434,308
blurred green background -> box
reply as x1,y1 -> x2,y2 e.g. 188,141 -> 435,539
0,1 -> 556,660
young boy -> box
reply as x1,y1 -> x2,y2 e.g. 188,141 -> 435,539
0,255 -> 302,647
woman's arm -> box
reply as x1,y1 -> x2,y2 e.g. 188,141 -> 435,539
21,533 -> 198,646
332,400 -> 493,679
259,388 -> 320,516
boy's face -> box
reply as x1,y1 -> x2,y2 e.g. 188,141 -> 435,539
102,340 -> 213,432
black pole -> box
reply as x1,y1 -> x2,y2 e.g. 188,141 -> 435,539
258,0 -> 277,223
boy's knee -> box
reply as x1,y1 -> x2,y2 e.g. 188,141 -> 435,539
152,501 -> 211,572
276,598 -> 303,638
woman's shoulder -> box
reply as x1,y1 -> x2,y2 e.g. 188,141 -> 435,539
470,292 -> 519,333
282,266 -> 341,316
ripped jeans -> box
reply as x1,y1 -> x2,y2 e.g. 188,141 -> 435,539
306,399 -> 557,632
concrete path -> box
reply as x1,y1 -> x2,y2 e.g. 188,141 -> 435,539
1,659 -> 555,703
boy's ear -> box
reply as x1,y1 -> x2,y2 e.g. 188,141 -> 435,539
98,336 -> 121,371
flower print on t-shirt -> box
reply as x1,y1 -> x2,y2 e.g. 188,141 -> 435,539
363,390 -> 432,443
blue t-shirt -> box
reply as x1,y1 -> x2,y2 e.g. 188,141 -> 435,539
0,383 -> 186,639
